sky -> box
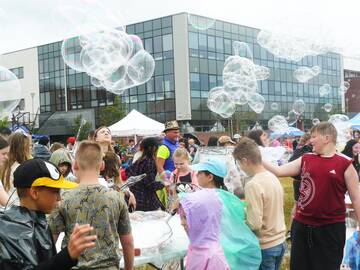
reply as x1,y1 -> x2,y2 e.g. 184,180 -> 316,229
1,0 -> 360,69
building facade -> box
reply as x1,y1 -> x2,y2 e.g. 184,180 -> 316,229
0,13 -> 344,135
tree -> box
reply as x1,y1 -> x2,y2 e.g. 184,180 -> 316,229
0,117 -> 9,129
232,110 -> 258,133
72,115 -> 92,141
99,96 -> 127,127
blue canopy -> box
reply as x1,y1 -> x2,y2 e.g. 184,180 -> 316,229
271,127 -> 305,138
349,113 -> 360,130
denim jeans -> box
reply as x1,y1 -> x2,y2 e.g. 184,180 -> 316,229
260,242 -> 286,270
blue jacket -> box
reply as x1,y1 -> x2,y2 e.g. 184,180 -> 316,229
162,137 -> 179,172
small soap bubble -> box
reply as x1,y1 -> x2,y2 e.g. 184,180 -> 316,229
293,66 -> 321,83
287,110 -> 297,126
312,118 -> 320,125
268,115 -> 288,132
322,103 -> 333,112
271,102 -> 279,111
319,84 -> 331,97
292,99 -> 306,115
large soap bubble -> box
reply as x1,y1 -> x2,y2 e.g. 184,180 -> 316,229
322,103 -> 333,112
257,29 -> 329,62
319,84 -> 331,97
287,110 -> 297,126
247,93 -> 265,114
61,36 -> 86,72
224,86 -> 248,105
293,66 -> 321,83
207,87 -> 236,118
328,114 -> 352,149
0,66 -> 22,119
292,99 -> 306,115
268,115 -> 288,132
187,14 -> 215,31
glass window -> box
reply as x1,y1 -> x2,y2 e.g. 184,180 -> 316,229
155,76 -> 164,92
154,36 -> 163,53
209,75 -> 217,89
215,37 -> 224,52
199,58 -> 209,74
135,23 -> 144,33
190,73 -> 200,90
146,78 -> 154,93
163,59 -> 173,74
224,39 -> 231,54
189,57 -> 199,73
189,32 -> 199,50
163,34 -> 173,51
199,34 -> 207,50
155,60 -> 163,75
162,16 -> 172,28
200,74 -> 209,90
144,21 -> 153,32
208,36 -> 215,51
153,19 -> 161,30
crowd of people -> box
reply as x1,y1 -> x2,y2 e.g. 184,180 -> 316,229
0,121 -> 359,270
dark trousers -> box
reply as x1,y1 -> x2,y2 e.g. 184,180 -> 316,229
290,220 -> 345,270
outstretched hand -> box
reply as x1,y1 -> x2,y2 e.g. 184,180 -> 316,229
67,223 -> 97,260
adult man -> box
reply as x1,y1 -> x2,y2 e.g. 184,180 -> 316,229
156,121 -> 180,174
32,136 -> 52,161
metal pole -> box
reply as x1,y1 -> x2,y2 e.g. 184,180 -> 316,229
63,60 -> 68,112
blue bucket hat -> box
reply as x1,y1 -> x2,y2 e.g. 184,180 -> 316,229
191,159 -> 227,178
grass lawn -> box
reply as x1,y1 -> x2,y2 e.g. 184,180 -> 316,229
280,177 -> 294,270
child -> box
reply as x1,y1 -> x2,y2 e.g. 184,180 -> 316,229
263,122 -> 360,270
179,189 -> 230,270
171,148 -> 198,186
191,158 -> 228,190
190,158 -> 262,269
233,137 -> 286,270
48,141 -> 134,270
0,158 -> 96,269
49,148 -> 73,180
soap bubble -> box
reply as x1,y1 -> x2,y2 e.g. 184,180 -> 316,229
224,85 -> 248,105
319,84 -> 331,97
233,41 -> 253,60
223,56 -> 258,94
339,81 -> 350,93
247,93 -> 265,114
293,66 -> 321,83
90,77 -> 102,87
253,65 -> 270,80
0,66 -> 22,119
127,50 -> 155,84
188,14 -> 216,31
322,103 -> 333,112
328,114 -> 352,148
312,118 -> 320,125
271,102 -> 279,111
61,36 -> 86,72
292,99 -> 306,115
257,29 -> 329,62
287,110 -> 297,126
207,87 -> 236,118
268,115 -> 288,132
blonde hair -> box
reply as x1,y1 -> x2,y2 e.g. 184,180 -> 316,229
173,148 -> 190,161
310,122 -> 337,143
1,133 -> 30,192
75,140 -> 103,170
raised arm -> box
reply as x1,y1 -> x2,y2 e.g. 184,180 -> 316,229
345,164 -> 360,223
263,157 -> 302,178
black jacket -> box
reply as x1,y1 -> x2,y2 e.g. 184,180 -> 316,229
32,144 -> 51,161
0,206 -> 77,270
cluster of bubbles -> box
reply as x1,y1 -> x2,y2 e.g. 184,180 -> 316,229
293,66 -> 321,83
328,114 -> 352,148
0,66 -> 22,119
62,30 -> 154,95
257,29 -> 330,62
187,14 -> 216,31
207,42 -> 270,118
268,115 -> 289,132
56,2 -> 154,95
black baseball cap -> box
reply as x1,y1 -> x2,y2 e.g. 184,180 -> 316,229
13,159 -> 78,189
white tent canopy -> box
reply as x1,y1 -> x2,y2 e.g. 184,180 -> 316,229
109,109 -> 165,137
